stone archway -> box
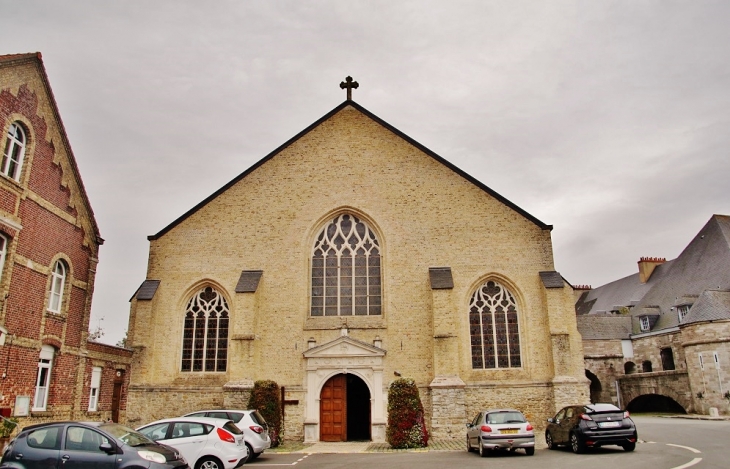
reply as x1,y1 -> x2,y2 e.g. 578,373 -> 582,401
319,373 -> 371,441
585,369 -> 602,404
302,332 -> 386,443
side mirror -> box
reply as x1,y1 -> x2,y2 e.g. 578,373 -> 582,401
99,442 -> 115,454
546,418 -> 554,424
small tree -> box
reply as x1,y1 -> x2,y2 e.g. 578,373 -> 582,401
386,378 -> 429,449
247,380 -> 282,446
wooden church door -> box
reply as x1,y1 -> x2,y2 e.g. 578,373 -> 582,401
320,375 -> 347,441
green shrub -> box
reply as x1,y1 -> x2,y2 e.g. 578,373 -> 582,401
247,380 -> 281,446
386,378 -> 429,449
0,417 -> 18,438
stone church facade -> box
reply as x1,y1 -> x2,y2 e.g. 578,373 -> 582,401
126,97 -> 588,442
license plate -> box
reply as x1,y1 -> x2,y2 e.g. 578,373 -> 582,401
500,429 -> 519,434
599,421 -> 620,428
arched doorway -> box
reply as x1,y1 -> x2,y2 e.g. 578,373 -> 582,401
585,369 -> 602,404
626,394 -> 686,414
319,373 -> 371,442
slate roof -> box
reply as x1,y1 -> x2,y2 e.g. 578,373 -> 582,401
683,290 -> 730,324
576,315 -> 632,340
235,270 -> 263,293
148,100 -> 551,240
429,267 -> 454,290
575,215 -> 730,335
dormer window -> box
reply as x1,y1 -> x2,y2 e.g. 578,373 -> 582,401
640,316 -> 650,332
677,305 -> 690,323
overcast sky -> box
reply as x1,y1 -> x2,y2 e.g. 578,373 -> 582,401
2,1 -> 728,345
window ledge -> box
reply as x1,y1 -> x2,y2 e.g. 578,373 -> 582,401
44,311 -> 67,322
304,316 -> 386,331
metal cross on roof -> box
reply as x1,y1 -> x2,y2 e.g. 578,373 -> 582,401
340,76 -> 359,100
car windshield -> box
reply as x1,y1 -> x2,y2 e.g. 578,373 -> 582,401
223,422 -> 243,435
251,411 -> 268,428
99,423 -> 156,447
486,412 -> 526,424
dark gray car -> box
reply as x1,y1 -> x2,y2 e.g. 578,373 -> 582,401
1,421 -> 188,469
545,403 -> 638,453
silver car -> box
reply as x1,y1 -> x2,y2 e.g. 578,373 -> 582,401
466,409 -> 535,456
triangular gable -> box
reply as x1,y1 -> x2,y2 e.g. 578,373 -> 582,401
303,335 -> 386,358
0,52 -> 102,244
149,100 -> 551,240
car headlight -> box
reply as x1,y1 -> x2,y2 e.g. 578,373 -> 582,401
138,450 -> 167,464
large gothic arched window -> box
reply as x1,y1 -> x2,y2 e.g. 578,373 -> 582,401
311,214 -> 381,316
469,280 -> 522,369
181,286 -> 229,372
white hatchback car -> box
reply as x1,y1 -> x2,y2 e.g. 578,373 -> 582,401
137,417 -> 249,469
183,410 -> 271,461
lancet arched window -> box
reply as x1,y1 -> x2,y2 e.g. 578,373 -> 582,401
311,214 -> 381,316
2,122 -> 26,181
469,280 -> 522,369
181,286 -> 229,372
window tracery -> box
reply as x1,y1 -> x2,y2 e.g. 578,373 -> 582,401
311,214 -> 381,316
469,280 -> 521,369
181,286 -> 229,372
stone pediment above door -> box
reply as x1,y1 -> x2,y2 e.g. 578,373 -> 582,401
303,335 -> 386,359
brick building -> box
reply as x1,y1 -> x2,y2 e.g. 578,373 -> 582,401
127,90 -> 588,442
575,214 -> 730,415
0,53 -> 132,428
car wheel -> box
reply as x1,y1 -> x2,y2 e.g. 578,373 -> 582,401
525,447 -> 535,456
622,442 -> 636,452
479,442 -> 488,457
570,433 -> 585,454
196,456 -> 223,469
466,436 -> 473,452
246,443 -> 259,460
546,431 -> 556,450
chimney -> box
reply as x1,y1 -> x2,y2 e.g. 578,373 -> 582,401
638,257 -> 666,284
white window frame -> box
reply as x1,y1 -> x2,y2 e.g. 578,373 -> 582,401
48,260 -> 66,314
33,345 -> 55,411
677,305 -> 690,323
0,233 -> 7,283
640,316 -> 650,332
2,122 -> 26,181
88,367 -> 102,411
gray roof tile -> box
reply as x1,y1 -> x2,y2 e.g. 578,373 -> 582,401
135,280 -> 160,301
235,270 -> 263,293
539,271 -> 564,289
429,267 -> 453,290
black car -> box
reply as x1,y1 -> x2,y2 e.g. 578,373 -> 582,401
1,421 -> 189,469
545,403 -> 638,453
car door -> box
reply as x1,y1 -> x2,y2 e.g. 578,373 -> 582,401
158,421 -> 210,467
551,408 -> 568,444
467,412 -> 482,449
8,425 -> 62,469
559,407 -> 577,443
60,426 -> 116,469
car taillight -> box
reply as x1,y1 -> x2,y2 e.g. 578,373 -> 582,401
216,428 -> 235,443
480,425 -> 492,433
623,411 -> 630,419
526,423 -> 533,431
579,413 -> 592,421
250,425 -> 264,434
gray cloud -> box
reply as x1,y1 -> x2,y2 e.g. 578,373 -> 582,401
2,1 -> 728,344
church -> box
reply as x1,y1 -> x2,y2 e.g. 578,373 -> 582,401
126,78 -> 587,442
